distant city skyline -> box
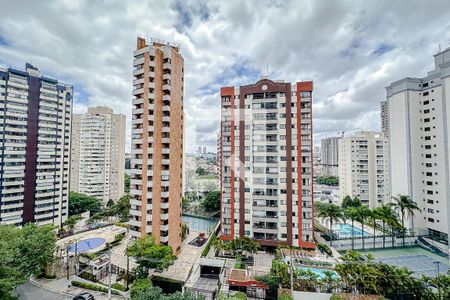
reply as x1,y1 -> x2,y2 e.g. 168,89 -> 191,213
1,1 -> 450,152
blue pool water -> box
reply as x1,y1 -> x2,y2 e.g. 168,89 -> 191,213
297,266 -> 338,278
333,223 -> 370,238
182,215 -> 218,232
68,237 -> 106,253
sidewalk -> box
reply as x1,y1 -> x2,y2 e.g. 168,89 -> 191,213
32,275 -> 126,300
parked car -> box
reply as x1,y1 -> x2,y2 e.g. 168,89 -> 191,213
73,292 -> 95,300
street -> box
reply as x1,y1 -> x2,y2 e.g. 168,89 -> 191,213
14,282 -> 71,300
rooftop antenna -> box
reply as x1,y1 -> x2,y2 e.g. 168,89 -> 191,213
439,43 -> 441,52
266,63 -> 269,76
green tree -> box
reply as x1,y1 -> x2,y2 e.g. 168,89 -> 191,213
127,237 -> 176,279
0,224 -> 56,298
316,203 -> 344,246
341,196 -> 361,209
69,192 -> 101,216
356,205 -> 371,250
195,167 -> 207,176
344,207 -> 359,250
131,279 -> 204,300
63,214 -> 83,232
202,191 -> 220,212
390,194 -> 421,246
373,204 -> 398,248
125,173 -> 131,194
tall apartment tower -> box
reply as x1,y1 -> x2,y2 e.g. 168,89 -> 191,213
0,63 -> 72,226
338,131 -> 389,208
220,78 -> 315,248
129,37 -> 184,254
70,106 -> 126,205
387,47 -> 450,244
320,137 -> 340,177
380,101 -> 389,138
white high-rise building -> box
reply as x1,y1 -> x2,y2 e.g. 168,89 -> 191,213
338,131 -> 389,208
70,106 -> 126,205
386,46 -> 450,244
321,137 -> 340,177
0,63 -> 72,226
380,101 -> 389,138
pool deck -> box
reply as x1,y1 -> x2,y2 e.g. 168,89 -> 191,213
148,229 -> 208,283
56,225 -> 126,254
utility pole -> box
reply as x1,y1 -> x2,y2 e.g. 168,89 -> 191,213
108,247 -> 112,300
433,261 -> 441,300
289,249 -> 293,296
66,244 -> 70,287
126,240 -> 130,290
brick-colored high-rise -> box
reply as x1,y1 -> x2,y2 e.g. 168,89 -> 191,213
129,37 -> 184,255
220,78 -> 315,248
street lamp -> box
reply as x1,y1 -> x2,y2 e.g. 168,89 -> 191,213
433,261 -> 441,300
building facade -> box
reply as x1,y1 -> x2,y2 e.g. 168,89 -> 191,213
380,100 -> 389,138
220,78 -> 315,248
386,47 -> 450,244
70,106 -> 126,205
338,131 -> 389,208
320,137 -> 340,177
129,37 -> 184,254
0,63 -> 72,226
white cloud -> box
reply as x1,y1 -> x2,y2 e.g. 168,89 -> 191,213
0,0 -> 450,151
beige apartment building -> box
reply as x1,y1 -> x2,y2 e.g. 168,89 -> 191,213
129,37 -> 184,254
338,131 -> 390,208
70,106 -> 126,205
220,78 -> 315,248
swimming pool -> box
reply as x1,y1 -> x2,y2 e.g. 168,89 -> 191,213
296,266 -> 338,278
333,223 -> 371,238
68,237 -> 106,253
182,215 -> 218,232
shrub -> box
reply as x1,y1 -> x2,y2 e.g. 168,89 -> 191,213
111,282 -> 127,291
201,233 -> 216,257
71,280 -> 120,295
316,242 -> 333,256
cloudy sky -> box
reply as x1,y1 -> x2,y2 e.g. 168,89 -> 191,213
1,0 -> 450,152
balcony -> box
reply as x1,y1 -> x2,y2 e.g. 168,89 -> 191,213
161,191 -> 169,198
132,88 -> 144,96
133,98 -> 143,105
163,84 -> 171,91
161,213 -> 169,220
163,73 -> 171,81
163,62 -> 170,69
161,202 -> 169,209
133,68 -> 144,76
163,94 -> 170,101
133,57 -> 145,66
162,106 -> 170,112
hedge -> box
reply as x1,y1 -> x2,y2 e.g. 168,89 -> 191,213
111,282 -> 127,292
71,280 -> 120,295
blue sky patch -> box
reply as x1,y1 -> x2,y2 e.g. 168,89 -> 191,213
372,43 -> 395,56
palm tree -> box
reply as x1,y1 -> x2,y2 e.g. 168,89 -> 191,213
370,209 -> 380,250
356,205 -> 370,250
373,205 -> 396,248
344,207 -> 359,250
390,195 -> 421,246
316,203 -> 344,247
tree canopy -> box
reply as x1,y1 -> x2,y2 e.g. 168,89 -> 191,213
130,278 -> 204,300
69,192 -> 101,216
315,176 -> 339,186
127,237 -> 176,279
202,190 -> 220,212
90,194 -> 131,223
341,195 -> 362,209
0,224 -> 56,299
